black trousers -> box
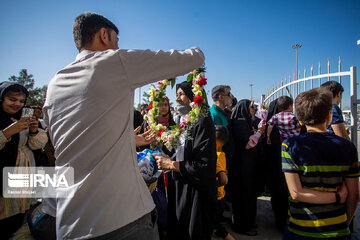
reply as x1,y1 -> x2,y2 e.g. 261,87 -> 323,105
214,199 -> 228,238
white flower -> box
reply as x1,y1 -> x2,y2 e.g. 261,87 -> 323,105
195,90 -> 202,96
194,107 -> 200,115
155,124 -> 164,131
163,79 -> 170,85
193,84 -> 202,92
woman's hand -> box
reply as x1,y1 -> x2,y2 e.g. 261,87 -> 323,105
2,117 -> 30,139
257,125 -> 265,135
154,155 -> 180,172
29,117 -> 39,134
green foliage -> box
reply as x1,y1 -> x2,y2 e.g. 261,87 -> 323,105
8,69 -> 47,106
186,74 -> 193,82
170,78 -> 176,88
142,91 -> 150,105
192,66 -> 206,76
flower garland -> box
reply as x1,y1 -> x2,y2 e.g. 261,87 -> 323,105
144,68 -> 208,150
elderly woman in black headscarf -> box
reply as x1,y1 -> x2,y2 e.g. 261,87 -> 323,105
229,99 -> 264,236
0,82 -> 48,239
154,81 -> 217,240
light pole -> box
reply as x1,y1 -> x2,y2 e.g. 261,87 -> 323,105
249,83 -> 254,100
292,44 -> 302,80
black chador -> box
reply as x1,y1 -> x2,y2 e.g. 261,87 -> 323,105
229,99 -> 261,234
264,99 -> 289,232
167,115 -> 217,240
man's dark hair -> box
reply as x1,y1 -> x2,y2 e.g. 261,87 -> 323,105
215,125 -> 229,144
295,88 -> 332,125
73,12 -> 119,51
277,96 -> 293,111
320,80 -> 344,98
211,85 -> 230,101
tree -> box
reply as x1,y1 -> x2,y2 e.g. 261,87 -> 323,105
9,69 -> 47,106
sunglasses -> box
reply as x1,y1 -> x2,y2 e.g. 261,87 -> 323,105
222,92 -> 233,97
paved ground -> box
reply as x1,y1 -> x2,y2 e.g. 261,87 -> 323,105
11,195 -> 359,240
212,196 -> 283,240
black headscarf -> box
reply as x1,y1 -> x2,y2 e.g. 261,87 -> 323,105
0,81 -> 29,168
266,98 -> 280,122
230,99 -> 252,128
133,110 -> 143,129
230,99 -> 253,148
176,81 -> 194,102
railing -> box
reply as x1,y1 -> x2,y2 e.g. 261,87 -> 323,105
262,59 -> 358,146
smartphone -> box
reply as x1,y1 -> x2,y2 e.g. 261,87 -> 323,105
21,108 -> 34,118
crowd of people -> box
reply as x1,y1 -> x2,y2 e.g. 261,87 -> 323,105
0,12 -> 359,240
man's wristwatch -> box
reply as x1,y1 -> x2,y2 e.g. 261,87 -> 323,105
335,193 -> 341,204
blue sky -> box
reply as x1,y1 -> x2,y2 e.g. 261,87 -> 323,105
0,0 -> 359,107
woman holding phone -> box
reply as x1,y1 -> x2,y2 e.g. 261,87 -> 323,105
0,81 -> 48,239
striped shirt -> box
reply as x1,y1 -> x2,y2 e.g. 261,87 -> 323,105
282,132 -> 359,239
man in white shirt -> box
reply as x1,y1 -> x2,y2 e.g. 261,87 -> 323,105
43,12 -> 205,240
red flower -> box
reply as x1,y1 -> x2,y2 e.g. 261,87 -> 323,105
146,102 -> 153,110
193,96 -> 203,105
198,78 -> 207,86
157,129 -> 165,137
179,123 -> 185,129
157,81 -> 163,89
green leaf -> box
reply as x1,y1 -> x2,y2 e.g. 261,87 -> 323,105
169,125 -> 179,130
187,74 -> 193,82
170,78 -> 176,88
202,89 -> 208,104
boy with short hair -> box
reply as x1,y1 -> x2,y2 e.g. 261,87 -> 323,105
213,125 -> 235,240
282,88 -> 359,239
320,80 -> 349,140
267,96 -> 301,144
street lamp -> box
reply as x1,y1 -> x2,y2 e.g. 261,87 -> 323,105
249,83 -> 254,100
292,44 -> 302,80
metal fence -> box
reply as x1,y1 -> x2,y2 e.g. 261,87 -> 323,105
262,58 -> 358,146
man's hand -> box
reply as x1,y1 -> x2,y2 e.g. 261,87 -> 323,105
154,155 -> 180,172
134,126 -> 155,147
267,136 -> 271,145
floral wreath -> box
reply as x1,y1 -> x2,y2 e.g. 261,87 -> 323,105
144,68 -> 208,150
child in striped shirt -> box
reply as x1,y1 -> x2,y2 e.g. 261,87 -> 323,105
282,88 -> 359,239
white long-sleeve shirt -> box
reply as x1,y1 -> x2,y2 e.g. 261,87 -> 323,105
43,47 -> 205,239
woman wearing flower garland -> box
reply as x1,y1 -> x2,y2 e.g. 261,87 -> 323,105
229,99 -> 265,236
139,96 -> 175,240
155,81 -> 217,240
